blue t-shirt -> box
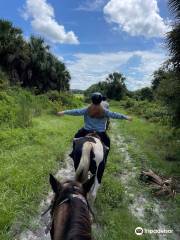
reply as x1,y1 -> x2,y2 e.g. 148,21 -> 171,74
64,107 -> 128,132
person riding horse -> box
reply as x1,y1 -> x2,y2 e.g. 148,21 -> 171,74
57,92 -> 132,202
57,92 -> 132,153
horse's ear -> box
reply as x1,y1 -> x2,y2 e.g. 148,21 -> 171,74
49,174 -> 61,193
83,175 -> 95,194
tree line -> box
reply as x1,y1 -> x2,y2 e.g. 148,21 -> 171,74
0,20 -> 70,93
85,72 -> 127,101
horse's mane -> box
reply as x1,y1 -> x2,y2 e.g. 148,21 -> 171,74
51,183 -> 91,240
67,198 -> 91,240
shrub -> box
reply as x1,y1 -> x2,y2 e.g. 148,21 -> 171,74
0,88 -> 84,129
0,88 -> 51,128
46,90 -> 83,109
0,91 -> 17,127
16,96 -> 33,128
119,98 -> 172,125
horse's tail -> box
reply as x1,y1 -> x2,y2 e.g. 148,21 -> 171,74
75,141 -> 92,183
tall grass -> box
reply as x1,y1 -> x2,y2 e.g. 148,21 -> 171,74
0,88 -> 50,128
111,102 -> 180,173
0,114 -> 83,240
0,88 -> 83,129
112,113 -> 180,235
0,85 -> 84,239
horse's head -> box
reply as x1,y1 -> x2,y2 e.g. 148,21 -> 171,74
49,174 -> 94,240
49,174 -> 95,198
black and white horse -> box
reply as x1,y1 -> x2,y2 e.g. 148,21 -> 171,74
70,133 -> 109,203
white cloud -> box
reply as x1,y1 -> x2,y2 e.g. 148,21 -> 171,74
76,0 -> 107,11
66,50 -> 166,90
126,51 -> 167,89
22,0 -> 79,44
104,0 -> 169,38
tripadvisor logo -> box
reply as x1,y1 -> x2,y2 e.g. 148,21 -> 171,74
135,227 -> 144,236
135,226 -> 173,236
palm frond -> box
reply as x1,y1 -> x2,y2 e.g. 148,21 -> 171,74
168,0 -> 180,20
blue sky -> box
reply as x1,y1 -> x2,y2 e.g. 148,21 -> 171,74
0,0 -> 171,90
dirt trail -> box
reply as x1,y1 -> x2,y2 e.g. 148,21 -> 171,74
15,154 -> 75,240
111,124 -> 179,240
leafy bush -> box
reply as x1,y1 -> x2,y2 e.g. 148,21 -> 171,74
0,88 -> 84,129
0,88 -> 51,128
132,87 -> 154,101
0,91 -> 17,127
120,98 -> 172,125
46,90 -> 83,109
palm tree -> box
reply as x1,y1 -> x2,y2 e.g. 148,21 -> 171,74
0,20 -> 23,58
0,20 -> 71,93
167,0 -> 180,71
169,0 -> 180,19
0,20 -> 26,84
27,36 -> 49,91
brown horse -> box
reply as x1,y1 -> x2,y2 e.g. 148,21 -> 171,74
49,174 -> 95,240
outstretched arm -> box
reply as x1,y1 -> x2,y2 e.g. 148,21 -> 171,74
104,109 -> 132,121
57,107 -> 87,116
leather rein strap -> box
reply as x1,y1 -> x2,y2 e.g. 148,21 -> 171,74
42,193 -> 89,234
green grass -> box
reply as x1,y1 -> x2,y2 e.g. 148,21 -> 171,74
111,101 -> 180,175
0,114 -> 83,240
108,102 -> 180,236
74,93 -> 84,100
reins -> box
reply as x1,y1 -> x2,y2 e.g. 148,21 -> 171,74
42,193 -> 89,216
42,192 -> 94,234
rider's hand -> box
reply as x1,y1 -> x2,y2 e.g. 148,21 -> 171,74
57,111 -> 64,116
127,116 -> 133,121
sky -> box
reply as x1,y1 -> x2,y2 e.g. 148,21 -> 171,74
0,0 -> 172,90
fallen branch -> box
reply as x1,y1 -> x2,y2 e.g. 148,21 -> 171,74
140,169 -> 176,197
